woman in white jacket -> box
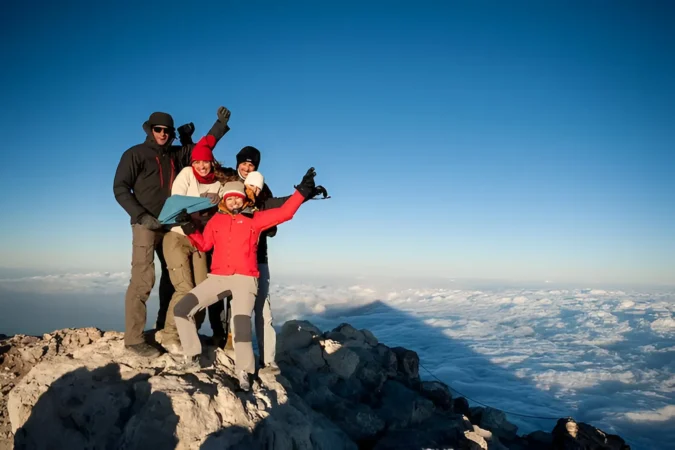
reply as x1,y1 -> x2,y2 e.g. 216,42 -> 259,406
161,135 -> 226,353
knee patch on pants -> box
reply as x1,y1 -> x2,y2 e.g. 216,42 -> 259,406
232,315 -> 252,343
174,293 -> 199,319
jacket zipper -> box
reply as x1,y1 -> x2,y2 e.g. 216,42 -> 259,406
155,156 -> 164,188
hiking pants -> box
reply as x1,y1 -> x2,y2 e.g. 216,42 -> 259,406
162,232 -> 208,340
124,224 -> 175,346
254,264 -> 276,365
174,274 -> 258,373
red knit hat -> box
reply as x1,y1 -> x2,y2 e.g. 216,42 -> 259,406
191,135 -> 216,162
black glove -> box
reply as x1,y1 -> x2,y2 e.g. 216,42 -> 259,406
175,209 -> 198,234
295,167 -> 316,198
217,106 -> 231,125
177,122 -> 195,146
313,185 -> 329,199
200,192 -> 220,204
138,214 -> 162,230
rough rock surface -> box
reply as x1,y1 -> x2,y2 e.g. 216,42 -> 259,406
0,322 -> 631,450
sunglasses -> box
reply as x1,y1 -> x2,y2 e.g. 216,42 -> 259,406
152,126 -> 172,134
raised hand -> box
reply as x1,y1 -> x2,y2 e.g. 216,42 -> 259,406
217,106 -> 231,125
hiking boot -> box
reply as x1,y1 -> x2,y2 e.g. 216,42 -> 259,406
211,334 -> 226,350
261,362 -> 280,375
162,336 -> 182,355
238,370 -> 251,392
175,355 -> 201,371
125,342 -> 161,358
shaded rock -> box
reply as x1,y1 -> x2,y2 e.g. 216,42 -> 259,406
454,396 -> 471,417
391,347 -> 420,388
322,341 -> 361,380
526,430 -> 553,448
372,413 -> 471,450
479,407 -> 518,441
376,380 -> 434,428
277,320 -> 322,353
361,329 -> 378,347
287,344 -> 326,372
420,380 -> 453,410
552,418 -> 629,450
373,344 -> 398,378
471,406 -> 485,423
332,324 -> 366,343
305,386 -> 385,443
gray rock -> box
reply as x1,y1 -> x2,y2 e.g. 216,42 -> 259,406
373,344 -> 398,378
525,430 -> 553,447
332,324 -> 366,343
552,418 -> 629,450
324,345 -> 361,380
361,329 -> 379,347
277,320 -> 322,354
420,380 -> 453,410
391,347 -> 420,388
454,396 -> 471,418
479,407 -> 518,441
288,344 -> 326,372
377,380 -> 435,429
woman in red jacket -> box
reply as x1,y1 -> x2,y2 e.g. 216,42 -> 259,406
172,168 -> 317,390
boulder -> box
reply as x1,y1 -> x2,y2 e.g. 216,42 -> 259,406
479,407 -> 518,441
552,418 -> 629,450
331,324 -> 366,343
5,330 -> 356,450
420,380 -> 453,410
376,380 -> 434,428
277,320 -> 322,354
361,329 -> 379,347
525,430 -> 553,448
373,344 -> 398,378
287,344 -> 326,372
454,397 -> 471,417
391,347 -> 420,388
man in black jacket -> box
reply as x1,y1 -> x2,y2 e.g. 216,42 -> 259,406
113,107 -> 231,357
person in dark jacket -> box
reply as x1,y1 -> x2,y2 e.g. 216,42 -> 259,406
113,106 -> 231,357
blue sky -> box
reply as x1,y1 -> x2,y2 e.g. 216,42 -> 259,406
0,0 -> 673,285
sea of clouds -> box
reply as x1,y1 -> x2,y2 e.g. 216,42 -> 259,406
0,271 -> 673,449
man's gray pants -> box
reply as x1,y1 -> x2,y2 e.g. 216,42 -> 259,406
174,274 -> 258,374
254,264 -> 276,365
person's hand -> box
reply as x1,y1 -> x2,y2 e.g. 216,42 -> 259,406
175,209 -> 197,234
138,214 -> 162,230
295,167 -> 316,198
175,209 -> 191,224
177,122 -> 195,146
217,106 -> 231,125
200,192 -> 220,204
313,185 -> 329,199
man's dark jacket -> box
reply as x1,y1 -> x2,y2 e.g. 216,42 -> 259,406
113,119 -> 229,224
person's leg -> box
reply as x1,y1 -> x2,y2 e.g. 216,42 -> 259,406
174,276 -> 232,357
230,275 -> 259,375
162,233 -> 197,347
155,232 -> 175,330
254,263 -> 276,366
124,224 -> 157,347
192,251 -> 209,330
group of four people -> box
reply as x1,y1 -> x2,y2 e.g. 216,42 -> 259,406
113,106 -> 322,390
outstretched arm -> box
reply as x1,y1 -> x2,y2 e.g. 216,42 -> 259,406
253,190 -> 305,232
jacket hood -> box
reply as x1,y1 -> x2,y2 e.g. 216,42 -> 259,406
142,121 -> 176,150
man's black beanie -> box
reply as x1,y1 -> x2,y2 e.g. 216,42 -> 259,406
236,146 -> 261,169
148,112 -> 175,129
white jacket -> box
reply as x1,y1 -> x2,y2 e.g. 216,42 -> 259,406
169,167 -> 225,235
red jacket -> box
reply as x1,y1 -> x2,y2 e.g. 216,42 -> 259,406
187,190 -> 305,277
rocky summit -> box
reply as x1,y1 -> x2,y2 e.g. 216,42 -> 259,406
0,321 -> 630,449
